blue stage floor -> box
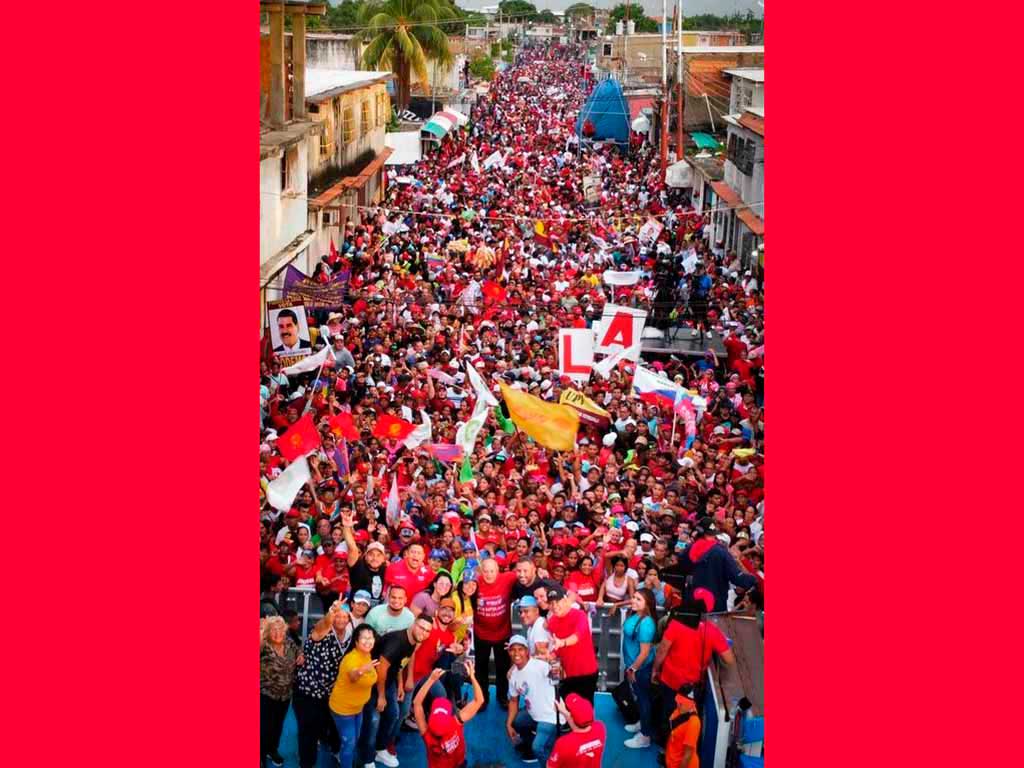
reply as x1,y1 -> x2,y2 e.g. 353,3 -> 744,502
277,686 -> 657,768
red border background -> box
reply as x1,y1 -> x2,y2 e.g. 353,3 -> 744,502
4,3 -> 1023,767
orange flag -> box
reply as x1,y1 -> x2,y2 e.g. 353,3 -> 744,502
498,383 -> 579,451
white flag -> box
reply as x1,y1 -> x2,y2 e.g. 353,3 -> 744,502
592,341 -> 643,378
470,151 -> 480,173
282,346 -> 330,376
446,153 -> 466,170
403,410 -> 433,451
386,474 -> 401,527
266,453 -> 311,511
455,398 -> 489,457
465,361 -> 499,407
483,150 -> 504,170
602,270 -> 643,286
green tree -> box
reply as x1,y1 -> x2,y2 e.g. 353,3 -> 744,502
605,4 -> 659,34
564,3 -> 595,20
535,10 -> 557,23
498,1 -> 537,20
468,53 -> 495,81
357,0 -> 455,111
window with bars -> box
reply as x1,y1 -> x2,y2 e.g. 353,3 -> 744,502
342,105 -> 355,143
728,133 -> 756,176
361,100 -> 371,136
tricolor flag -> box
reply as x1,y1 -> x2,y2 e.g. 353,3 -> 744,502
425,443 -> 464,464
631,364 -> 684,411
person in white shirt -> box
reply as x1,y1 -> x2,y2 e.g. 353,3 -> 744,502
506,635 -> 558,765
517,596 -> 550,656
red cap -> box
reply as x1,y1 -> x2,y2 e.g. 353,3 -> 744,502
286,509 -> 301,519
565,693 -> 594,726
427,698 -> 457,737
693,587 -> 715,612
354,529 -> 371,543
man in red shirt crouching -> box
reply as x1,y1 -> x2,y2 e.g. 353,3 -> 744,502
547,694 -> 606,768
412,662 -> 484,768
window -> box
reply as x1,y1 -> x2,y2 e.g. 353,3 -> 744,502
603,43 -> 613,56
361,99 -> 371,136
342,105 -> 355,143
280,153 -> 288,192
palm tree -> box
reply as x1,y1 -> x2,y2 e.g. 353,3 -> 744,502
357,0 -> 455,113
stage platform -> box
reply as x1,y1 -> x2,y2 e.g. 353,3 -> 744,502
641,328 -> 727,358
274,686 -> 650,768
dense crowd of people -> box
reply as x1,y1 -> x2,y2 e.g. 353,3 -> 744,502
261,42 -> 764,768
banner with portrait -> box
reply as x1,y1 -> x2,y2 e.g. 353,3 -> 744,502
283,265 -> 348,309
268,304 -> 312,367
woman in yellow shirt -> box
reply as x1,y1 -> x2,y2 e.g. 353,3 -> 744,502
330,625 -> 379,768
451,574 -> 477,642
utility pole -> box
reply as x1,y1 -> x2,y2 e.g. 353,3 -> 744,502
660,0 -> 668,177
676,0 -> 685,162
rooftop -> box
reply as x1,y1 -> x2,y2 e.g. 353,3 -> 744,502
739,112 -> 764,137
260,119 -> 323,160
723,67 -> 765,82
306,69 -> 394,101
685,154 -> 726,181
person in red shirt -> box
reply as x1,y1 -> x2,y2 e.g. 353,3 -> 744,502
412,662 -> 485,768
385,542 -> 433,596
474,513 -> 506,551
651,594 -> 735,746
545,586 -> 598,703
563,556 -> 600,607
547,694 -> 606,768
287,549 -> 319,590
472,558 -> 519,708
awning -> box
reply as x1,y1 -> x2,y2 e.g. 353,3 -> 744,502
710,181 -> 743,208
735,206 -> 764,236
691,132 -> 721,150
444,107 -> 469,126
384,130 -> 422,165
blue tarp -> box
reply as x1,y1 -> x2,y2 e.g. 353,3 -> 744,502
575,78 -> 630,145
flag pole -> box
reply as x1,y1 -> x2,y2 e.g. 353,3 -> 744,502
302,348 -> 331,417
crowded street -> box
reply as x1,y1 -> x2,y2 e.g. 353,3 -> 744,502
262,38 -> 764,768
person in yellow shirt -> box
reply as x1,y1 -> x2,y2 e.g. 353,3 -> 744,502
330,625 -> 380,768
664,684 -> 701,768
451,572 -> 477,642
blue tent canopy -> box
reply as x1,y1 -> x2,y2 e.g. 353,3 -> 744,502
575,78 -> 630,145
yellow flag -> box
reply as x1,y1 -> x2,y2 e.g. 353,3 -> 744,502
499,383 -> 580,451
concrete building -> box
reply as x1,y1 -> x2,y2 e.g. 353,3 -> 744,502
709,68 -> 764,264
259,1 -> 327,327
303,70 -> 395,263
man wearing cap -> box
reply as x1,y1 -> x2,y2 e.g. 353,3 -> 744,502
544,586 -> 599,704
678,518 -> 756,612
412,661 -> 484,768
547,694 -> 606,768
506,634 -> 559,764
663,684 -> 701,768
518,596 -> 551,656
342,515 -> 387,607
293,601 -> 351,768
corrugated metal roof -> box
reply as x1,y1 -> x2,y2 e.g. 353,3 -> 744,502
723,68 -> 765,82
738,112 -> 764,137
305,69 -> 393,101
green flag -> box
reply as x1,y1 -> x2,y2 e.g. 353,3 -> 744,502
496,407 -> 517,435
459,455 -> 474,483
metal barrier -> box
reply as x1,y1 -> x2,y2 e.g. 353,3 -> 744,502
274,590 -> 637,689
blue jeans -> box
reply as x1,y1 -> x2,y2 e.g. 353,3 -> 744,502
512,710 -> 558,766
375,678 -> 401,752
332,711 -> 362,768
631,665 -> 654,737
356,693 -> 381,766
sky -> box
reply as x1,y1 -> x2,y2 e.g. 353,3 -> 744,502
469,1 -> 764,18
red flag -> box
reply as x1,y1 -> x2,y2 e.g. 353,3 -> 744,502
372,414 -> 416,442
330,238 -> 339,260
481,280 -> 507,303
328,412 -> 359,441
278,413 -> 321,461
